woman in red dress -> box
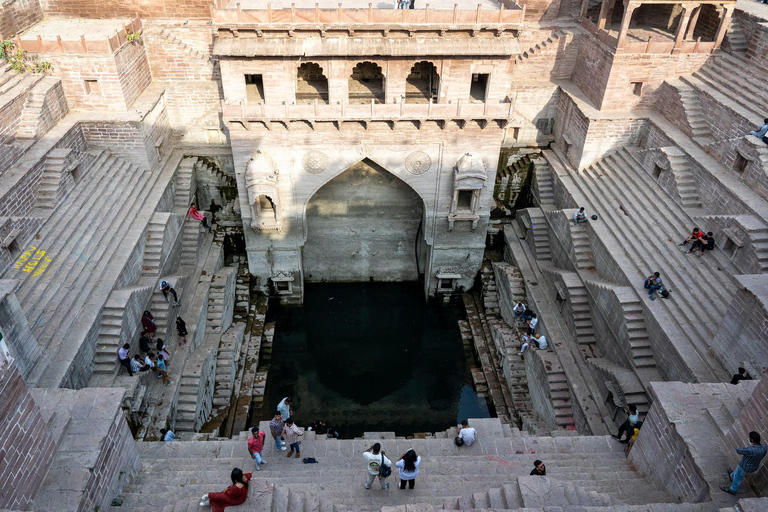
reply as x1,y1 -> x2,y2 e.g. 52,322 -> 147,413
141,310 -> 157,335
200,468 -> 251,511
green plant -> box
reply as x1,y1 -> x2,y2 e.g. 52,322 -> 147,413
126,30 -> 141,43
34,61 -> 53,74
0,40 -> 14,61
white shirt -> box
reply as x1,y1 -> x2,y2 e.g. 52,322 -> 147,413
144,356 -> 155,368
574,209 -> 586,221
118,347 -> 129,360
364,451 -> 392,475
529,317 -> 538,329
277,397 -> 291,421
534,336 -> 548,350
459,427 -> 477,446
629,411 -> 640,425
395,456 -> 421,480
513,303 -> 526,313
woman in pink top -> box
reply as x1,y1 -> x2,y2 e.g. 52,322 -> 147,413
187,203 -> 210,230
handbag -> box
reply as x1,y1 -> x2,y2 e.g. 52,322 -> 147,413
378,453 -> 392,477
454,436 -> 464,446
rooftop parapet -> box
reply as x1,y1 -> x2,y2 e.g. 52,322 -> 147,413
211,1 -> 525,27
15,18 -> 141,54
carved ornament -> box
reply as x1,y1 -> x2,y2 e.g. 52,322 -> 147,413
405,151 -> 432,175
302,150 -> 329,174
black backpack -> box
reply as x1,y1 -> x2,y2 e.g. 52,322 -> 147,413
378,453 -> 392,477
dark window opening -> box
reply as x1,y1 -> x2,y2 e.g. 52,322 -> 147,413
653,164 -> 663,180
84,79 -> 100,96
349,62 -> 385,104
7,239 -> 20,259
632,82 -> 644,97
297,63 -> 329,104
470,73 -> 489,102
734,153 -> 749,174
457,190 -> 473,211
70,165 -> 81,182
405,61 -> 439,104
245,74 -> 265,103
722,238 -> 736,258
276,281 -> 290,292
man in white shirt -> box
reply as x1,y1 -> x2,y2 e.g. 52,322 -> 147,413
574,207 -> 588,224
363,443 -> 391,490
527,314 -> 538,335
118,343 -> 132,376
277,397 -> 293,421
144,351 -> 156,370
457,420 -> 477,447
533,334 -> 548,350
513,302 -> 526,323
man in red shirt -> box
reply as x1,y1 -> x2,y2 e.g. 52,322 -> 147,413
247,427 -> 267,471
680,227 -> 705,248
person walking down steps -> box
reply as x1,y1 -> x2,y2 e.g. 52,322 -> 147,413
396,449 -> 421,489
247,426 -> 267,471
270,412 -> 287,451
282,417 -> 303,459
142,310 -> 157,335
187,202 -> 211,231
364,443 -> 392,490
720,431 -> 767,495
176,316 -> 188,347
160,280 -> 180,306
612,405 -> 641,444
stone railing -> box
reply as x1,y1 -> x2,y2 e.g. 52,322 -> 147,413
212,3 -> 524,26
222,98 -> 519,120
579,17 -> 716,55
15,18 -> 142,54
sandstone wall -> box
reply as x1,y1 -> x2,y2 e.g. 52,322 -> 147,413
725,372 -> 768,495
39,0 -> 212,19
629,386 -> 710,503
0,89 -> 30,178
0,0 -> 43,40
0,281 -> 41,379
711,275 -> 768,380
0,356 -> 55,510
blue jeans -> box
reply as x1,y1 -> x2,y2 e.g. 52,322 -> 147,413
289,442 -> 300,453
514,310 -> 525,322
253,451 -> 264,466
648,284 -> 661,295
274,438 -> 283,450
730,465 -> 746,492
398,1 -> 406,7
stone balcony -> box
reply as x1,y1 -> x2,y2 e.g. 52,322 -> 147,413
222,99 -> 521,126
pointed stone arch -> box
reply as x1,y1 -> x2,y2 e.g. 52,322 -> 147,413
302,158 -> 426,282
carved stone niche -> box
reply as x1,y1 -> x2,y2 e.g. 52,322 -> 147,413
448,152 -> 487,231
246,150 -> 281,232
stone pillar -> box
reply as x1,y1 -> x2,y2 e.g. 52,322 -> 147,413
580,0 -> 590,20
673,6 -> 693,50
616,2 -> 638,49
685,6 -> 702,40
713,4 -> 734,49
605,0 -> 619,30
597,0 -> 611,30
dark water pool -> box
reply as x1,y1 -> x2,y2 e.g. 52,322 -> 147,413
261,282 -> 490,438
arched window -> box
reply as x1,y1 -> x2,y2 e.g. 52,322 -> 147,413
349,62 -> 385,104
297,62 -> 329,104
405,61 -> 439,104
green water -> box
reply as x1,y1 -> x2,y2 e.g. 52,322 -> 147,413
262,282 -> 490,438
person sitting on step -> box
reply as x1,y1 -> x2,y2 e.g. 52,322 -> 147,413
574,207 -> 588,224
160,280 -> 180,306
689,232 -> 714,256
187,202 -> 211,231
531,333 -> 548,350
527,313 -> 538,335
679,227 -> 705,247
200,468 -> 252,510
530,460 -> 546,476
749,118 -> 768,142
730,367 -> 752,385
644,272 -> 662,297
513,302 -> 526,323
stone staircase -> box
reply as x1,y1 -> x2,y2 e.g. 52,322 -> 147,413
34,148 -> 74,209
724,17 -> 748,56
516,30 -> 564,61
174,157 -> 198,209
111,420 -> 675,512
11,149 -> 176,388
0,65 -> 40,96
533,161 -> 556,206
688,54 -> 768,120
566,282 -> 597,348
662,147 -> 701,208
568,220 -> 594,269
176,336 -> 218,432
668,79 -> 714,145
213,323 -> 246,408
527,208 -> 552,261
15,80 -> 46,139
142,214 -> 166,275
621,300 -> 656,371
156,28 -> 214,63
92,285 -> 154,375
548,147 -> 734,382
181,220 -> 202,268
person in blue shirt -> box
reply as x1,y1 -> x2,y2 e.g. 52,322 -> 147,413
749,118 -> 768,141
160,428 -> 176,442
721,431 -> 767,494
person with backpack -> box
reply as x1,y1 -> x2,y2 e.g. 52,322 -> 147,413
395,449 -> 421,489
612,405 -> 641,444
456,420 -> 477,447
644,272 -> 663,299
363,443 -> 391,490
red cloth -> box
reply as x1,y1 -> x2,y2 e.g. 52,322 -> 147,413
142,313 -> 157,334
188,206 -> 205,221
248,431 -> 265,454
209,473 -> 252,512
